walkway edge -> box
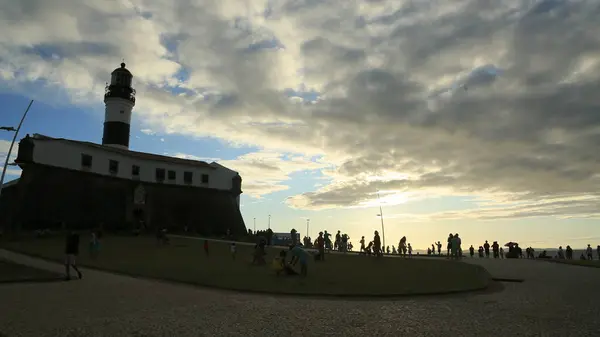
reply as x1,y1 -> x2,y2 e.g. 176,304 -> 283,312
0,248 -> 493,300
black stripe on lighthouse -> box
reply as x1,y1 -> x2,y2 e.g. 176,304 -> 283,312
102,121 -> 130,148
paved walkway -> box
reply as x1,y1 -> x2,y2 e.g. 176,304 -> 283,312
1,249 -> 599,337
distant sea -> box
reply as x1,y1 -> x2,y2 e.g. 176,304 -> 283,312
408,248 -> 596,258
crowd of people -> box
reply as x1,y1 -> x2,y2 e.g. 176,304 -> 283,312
55,226 -> 600,281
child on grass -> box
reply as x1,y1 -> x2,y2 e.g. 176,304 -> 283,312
230,242 -> 236,260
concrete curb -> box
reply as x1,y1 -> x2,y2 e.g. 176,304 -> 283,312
491,277 -> 524,283
1,248 -> 493,300
0,277 -> 65,285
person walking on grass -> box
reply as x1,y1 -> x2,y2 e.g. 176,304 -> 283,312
89,230 -> 100,259
65,231 -> 83,281
230,242 -> 236,260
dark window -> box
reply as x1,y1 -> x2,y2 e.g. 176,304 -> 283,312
184,171 -> 193,184
81,154 -> 92,168
132,165 -> 140,176
201,174 -> 209,184
156,168 -> 165,181
109,160 -> 119,174
168,170 -> 176,180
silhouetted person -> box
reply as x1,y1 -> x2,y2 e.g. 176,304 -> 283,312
454,233 -> 462,258
437,241 -> 442,255
492,241 -> 500,258
399,236 -> 407,256
324,231 -> 331,251
290,228 -> 298,246
500,247 -> 504,259
484,240 -> 490,258
450,234 -> 460,259
566,246 -> 573,260
586,244 -> 593,260
558,246 -> 564,259
478,246 -> 484,258
64,231 -> 82,281
359,236 -> 366,254
446,233 -> 453,257
373,231 -> 382,257
469,245 -> 475,258
316,232 -> 325,261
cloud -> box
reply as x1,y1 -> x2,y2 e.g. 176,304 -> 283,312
0,140 -> 21,179
175,150 -> 329,197
394,194 -> 600,222
1,0 -> 600,219
140,129 -> 156,136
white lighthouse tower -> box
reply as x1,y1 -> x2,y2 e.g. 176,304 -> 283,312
102,62 -> 136,149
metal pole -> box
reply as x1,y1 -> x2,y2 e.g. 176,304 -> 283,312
268,214 -> 271,230
306,219 -> 310,238
253,217 -> 256,232
0,100 -> 34,198
376,190 -> 386,250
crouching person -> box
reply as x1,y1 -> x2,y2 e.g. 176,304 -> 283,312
289,244 -> 309,277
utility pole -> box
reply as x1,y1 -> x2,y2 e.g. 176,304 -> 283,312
306,218 -> 310,239
253,217 -> 256,232
0,100 -> 34,198
268,214 -> 271,230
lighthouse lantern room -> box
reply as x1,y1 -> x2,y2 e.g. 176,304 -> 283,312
102,62 -> 136,149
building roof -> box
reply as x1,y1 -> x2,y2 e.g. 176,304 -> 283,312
28,134 -> 216,169
112,62 -> 132,75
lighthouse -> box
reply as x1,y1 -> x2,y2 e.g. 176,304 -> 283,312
102,62 -> 136,149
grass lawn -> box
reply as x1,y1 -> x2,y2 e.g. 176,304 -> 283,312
0,259 -> 63,283
1,236 -> 490,296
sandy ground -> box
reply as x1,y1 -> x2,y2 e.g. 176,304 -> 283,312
1,249 -> 599,337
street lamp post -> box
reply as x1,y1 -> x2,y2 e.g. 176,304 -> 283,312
0,100 -> 34,199
268,214 -> 271,230
376,190 -> 386,250
306,219 -> 310,239
253,217 -> 256,232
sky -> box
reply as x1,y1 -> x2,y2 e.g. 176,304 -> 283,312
1,0 -> 600,250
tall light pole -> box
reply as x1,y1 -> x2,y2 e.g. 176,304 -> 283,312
306,218 -> 310,238
0,100 -> 34,199
268,214 -> 271,230
253,217 -> 256,232
376,190 -> 386,250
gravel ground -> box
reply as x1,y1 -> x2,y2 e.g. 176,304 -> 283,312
0,249 -> 599,337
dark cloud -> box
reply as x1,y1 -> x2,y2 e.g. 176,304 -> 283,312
2,0 -> 600,219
